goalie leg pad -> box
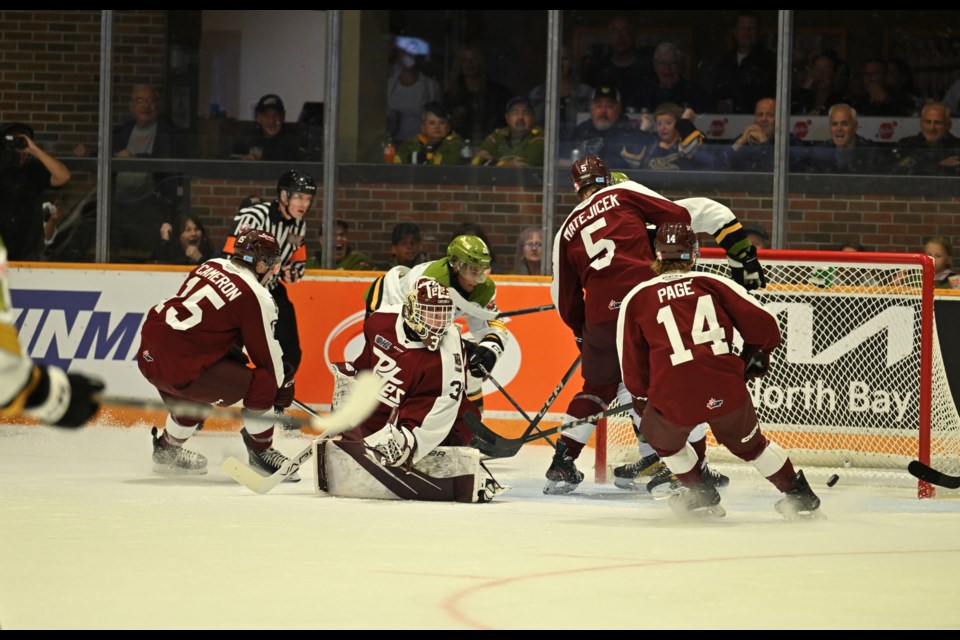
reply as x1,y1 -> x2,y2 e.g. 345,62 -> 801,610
318,441 -> 494,502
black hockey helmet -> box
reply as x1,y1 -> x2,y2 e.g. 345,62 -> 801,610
277,169 -> 317,199
655,223 -> 699,262
571,155 -> 611,198
233,226 -> 281,271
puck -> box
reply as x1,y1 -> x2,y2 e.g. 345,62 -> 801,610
826,474 -> 840,487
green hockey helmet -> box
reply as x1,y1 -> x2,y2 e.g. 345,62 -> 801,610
447,235 -> 491,284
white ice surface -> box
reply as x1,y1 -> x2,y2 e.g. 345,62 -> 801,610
1,423 -> 959,630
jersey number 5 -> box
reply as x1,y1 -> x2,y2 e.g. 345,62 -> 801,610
581,218 -> 615,271
657,294 -> 729,366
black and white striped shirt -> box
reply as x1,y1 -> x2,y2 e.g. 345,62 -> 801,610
226,201 -> 307,290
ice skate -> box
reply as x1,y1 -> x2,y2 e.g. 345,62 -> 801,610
614,453 -> 667,491
241,428 -> 300,483
775,470 -> 823,520
646,464 -> 684,499
543,441 -> 584,495
668,478 -> 725,519
701,463 -> 730,490
152,427 -> 208,475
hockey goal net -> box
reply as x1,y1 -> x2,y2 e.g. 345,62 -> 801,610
596,248 -> 960,498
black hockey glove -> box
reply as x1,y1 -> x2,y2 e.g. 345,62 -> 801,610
727,245 -> 767,291
467,344 -> 499,378
273,361 -> 296,411
24,366 -> 104,428
740,344 -> 771,382
574,335 -> 583,353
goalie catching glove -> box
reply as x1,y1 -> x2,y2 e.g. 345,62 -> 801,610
7,365 -> 105,428
740,344 -> 771,382
363,421 -> 416,469
466,338 -> 503,378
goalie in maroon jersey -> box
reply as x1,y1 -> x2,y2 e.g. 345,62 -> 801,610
317,277 -> 506,503
616,223 -> 821,519
545,154 -> 764,494
138,227 -> 299,481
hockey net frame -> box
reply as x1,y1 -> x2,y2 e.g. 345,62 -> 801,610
595,248 -> 960,498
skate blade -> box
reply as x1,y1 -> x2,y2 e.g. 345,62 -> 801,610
647,479 -> 684,500
543,480 -> 579,495
153,463 -> 208,476
613,477 -> 650,492
249,466 -> 301,483
669,502 -> 727,520
775,502 -> 826,521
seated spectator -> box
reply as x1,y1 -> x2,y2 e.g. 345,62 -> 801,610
150,213 -> 215,266
472,96 -> 545,167
804,103 -> 889,174
924,235 -> 959,289
448,221 -> 500,273
791,50 -> 850,116
528,45 -> 593,142
885,57 -> 924,117
636,42 -> 709,114
943,75 -> 960,118
850,59 -> 914,118
892,102 -> 960,176
722,97 -> 807,172
620,102 -> 710,171
305,220 -> 376,271
582,14 -> 653,113
564,85 -> 637,169
383,221 -> 428,269
231,94 -> 309,162
110,83 -> 190,262
394,101 -> 466,165
0,122 -> 71,261
513,227 -> 543,275
387,35 -> 442,141
839,240 -> 868,252
709,11 -> 777,115
745,226 -> 771,249
445,45 -> 513,145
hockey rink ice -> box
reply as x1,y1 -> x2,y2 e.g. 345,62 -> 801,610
1,422 -> 959,630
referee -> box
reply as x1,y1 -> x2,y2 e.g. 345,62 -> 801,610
224,169 -> 317,375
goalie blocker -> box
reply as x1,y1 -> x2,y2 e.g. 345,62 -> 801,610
313,439 -> 507,503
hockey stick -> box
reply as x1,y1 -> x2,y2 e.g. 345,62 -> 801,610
220,371 -> 383,495
466,404 -> 630,459
907,460 -> 960,489
497,304 -> 556,318
517,354 -> 581,441
482,371 -> 557,450
103,395 -> 320,430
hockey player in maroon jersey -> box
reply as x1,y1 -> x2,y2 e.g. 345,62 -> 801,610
319,277 -> 504,502
544,154 -> 764,494
139,228 -> 299,480
617,223 -> 820,519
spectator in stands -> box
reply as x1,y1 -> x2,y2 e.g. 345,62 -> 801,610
529,45 -> 593,142
893,102 -> 960,176
394,101 -> 466,165
0,122 -> 71,261
791,50 -> 849,116
851,59 -> 914,117
885,57 -> 924,117
513,226 -> 543,275
942,75 -> 960,118
709,11 -> 777,114
745,226 -> 770,249
721,97 -> 806,172
565,85 -> 637,169
231,94 -> 309,161
620,102 -> 711,171
449,221 -> 500,273
387,35 -> 442,141
582,14 -> 653,114
636,42 -> 710,114
839,240 -> 867,251
923,235 -> 959,289
150,213 -> 215,266
804,103 -> 888,174
445,45 -> 513,146
305,220 -> 376,271
110,83 -> 190,262
383,222 -> 427,269
472,96 -> 545,167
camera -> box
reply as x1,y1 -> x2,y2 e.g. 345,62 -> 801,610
0,134 -> 26,169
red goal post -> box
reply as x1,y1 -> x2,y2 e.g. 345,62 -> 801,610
596,248 -> 959,498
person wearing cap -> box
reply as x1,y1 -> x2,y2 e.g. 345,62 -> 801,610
231,93 -> 308,162
472,96 -> 545,167
394,101 -> 466,165
564,85 -> 637,169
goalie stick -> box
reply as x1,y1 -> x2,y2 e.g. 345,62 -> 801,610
219,371 -> 384,495
466,404 -> 630,459
907,460 -> 960,489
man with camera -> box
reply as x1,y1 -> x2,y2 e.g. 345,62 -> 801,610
0,122 -> 71,261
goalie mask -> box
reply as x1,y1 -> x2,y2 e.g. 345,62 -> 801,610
655,223 -> 699,262
232,227 -> 282,284
447,235 -> 491,286
402,278 -> 455,351
571,155 -> 611,199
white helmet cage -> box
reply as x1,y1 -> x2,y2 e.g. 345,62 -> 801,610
402,278 -> 456,351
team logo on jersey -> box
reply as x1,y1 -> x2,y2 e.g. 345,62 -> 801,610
375,335 -> 393,351
142,350 -> 153,362
608,299 -> 621,310
706,397 -> 724,410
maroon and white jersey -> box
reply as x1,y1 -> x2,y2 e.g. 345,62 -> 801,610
616,271 -> 781,425
349,304 -> 468,464
551,181 -> 739,334
139,258 -> 285,391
